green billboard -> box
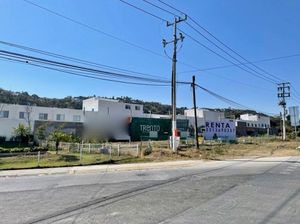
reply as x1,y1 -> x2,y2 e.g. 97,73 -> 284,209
129,117 -> 189,141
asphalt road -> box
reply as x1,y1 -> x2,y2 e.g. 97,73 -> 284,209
0,156 -> 300,224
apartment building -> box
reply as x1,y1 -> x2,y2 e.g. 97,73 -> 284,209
0,103 -> 83,140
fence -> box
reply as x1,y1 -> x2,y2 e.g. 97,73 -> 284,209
41,141 -> 140,157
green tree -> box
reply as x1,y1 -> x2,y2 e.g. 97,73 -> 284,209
49,130 -> 72,154
36,125 -> 46,141
13,124 -> 31,146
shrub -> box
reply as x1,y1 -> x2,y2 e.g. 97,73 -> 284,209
0,136 -> 6,143
143,142 -> 152,156
229,140 -> 238,144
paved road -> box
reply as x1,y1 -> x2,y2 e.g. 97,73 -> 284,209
0,157 -> 299,224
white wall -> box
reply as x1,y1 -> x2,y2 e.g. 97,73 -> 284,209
184,109 -> 225,123
83,97 -> 144,118
239,114 -> 271,129
0,104 -> 84,140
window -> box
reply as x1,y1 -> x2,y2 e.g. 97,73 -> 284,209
0,111 -> 9,118
247,123 -> 250,127
255,124 -> 257,128
125,105 -> 131,110
19,112 -> 25,119
56,114 -> 65,121
135,106 -> 141,111
39,113 -> 48,120
251,123 -> 254,127
73,115 -> 81,122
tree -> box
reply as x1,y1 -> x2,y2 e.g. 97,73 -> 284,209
25,105 -> 33,128
49,130 -> 71,154
36,125 -> 46,142
13,124 -> 31,146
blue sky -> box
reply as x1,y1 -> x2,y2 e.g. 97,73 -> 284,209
1,0 -> 300,114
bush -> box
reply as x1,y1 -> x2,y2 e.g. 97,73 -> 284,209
0,146 -> 48,153
0,136 -> 6,143
229,140 -> 238,144
143,142 -> 152,156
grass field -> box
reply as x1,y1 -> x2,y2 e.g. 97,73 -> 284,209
1,137 -> 300,170
0,152 -> 148,170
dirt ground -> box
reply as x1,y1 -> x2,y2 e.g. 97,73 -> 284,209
143,138 -> 300,161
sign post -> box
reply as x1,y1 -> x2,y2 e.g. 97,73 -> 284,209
289,106 -> 299,138
204,119 -> 236,141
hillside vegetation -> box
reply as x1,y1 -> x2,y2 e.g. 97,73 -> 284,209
0,87 -> 275,119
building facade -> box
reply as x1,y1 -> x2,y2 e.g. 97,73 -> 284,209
0,103 -> 84,140
236,114 -> 271,136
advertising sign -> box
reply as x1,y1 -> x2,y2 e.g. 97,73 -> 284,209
204,119 -> 236,140
289,106 -> 299,127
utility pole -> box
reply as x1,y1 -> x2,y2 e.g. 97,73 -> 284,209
278,82 -> 290,141
163,15 -> 187,153
191,76 -> 199,149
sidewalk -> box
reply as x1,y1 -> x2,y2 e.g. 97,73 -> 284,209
0,160 -> 203,178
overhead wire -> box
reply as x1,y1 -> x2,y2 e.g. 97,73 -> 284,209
178,53 -> 300,74
142,0 -> 280,84
18,0 -> 300,111
23,0 -> 167,60
122,0 -> 278,84
0,50 -> 171,83
158,0 -> 286,84
0,55 -> 171,86
143,0 -> 300,103
195,84 -> 276,116
0,40 -> 169,81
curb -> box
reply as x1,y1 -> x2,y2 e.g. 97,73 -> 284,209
0,160 -> 202,178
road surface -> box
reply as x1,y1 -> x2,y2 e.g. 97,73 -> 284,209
0,156 -> 300,224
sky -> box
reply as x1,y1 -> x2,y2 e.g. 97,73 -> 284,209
1,0 -> 300,114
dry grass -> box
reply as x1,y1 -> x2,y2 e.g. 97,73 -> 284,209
142,138 -> 300,161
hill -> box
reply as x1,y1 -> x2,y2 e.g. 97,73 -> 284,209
0,88 -> 272,118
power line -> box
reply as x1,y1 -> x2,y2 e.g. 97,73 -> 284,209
0,49 -> 277,115
0,55 -> 171,87
0,40 -> 169,81
23,0 -> 167,59
195,84 -> 275,116
178,53 -> 300,74
158,0 -> 286,84
178,29 -> 278,84
0,49 -> 172,83
22,0 -> 204,73
144,0 -> 281,84
154,1 -> 300,101
122,0 -> 278,84
120,0 -> 165,21
142,0 -> 179,17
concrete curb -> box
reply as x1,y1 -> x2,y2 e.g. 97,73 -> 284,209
0,160 -> 202,178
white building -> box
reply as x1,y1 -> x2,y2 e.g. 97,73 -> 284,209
83,97 -> 143,118
0,103 -> 83,140
238,114 -> 270,129
184,108 -> 225,128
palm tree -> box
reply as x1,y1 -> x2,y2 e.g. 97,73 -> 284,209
13,124 -> 31,146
